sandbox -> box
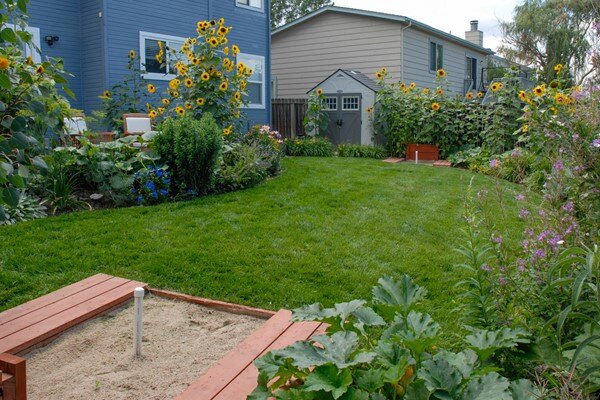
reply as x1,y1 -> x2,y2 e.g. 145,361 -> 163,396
24,295 -> 265,400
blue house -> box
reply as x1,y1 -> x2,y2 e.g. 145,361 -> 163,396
25,0 -> 271,127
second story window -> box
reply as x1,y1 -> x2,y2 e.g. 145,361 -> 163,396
429,41 -> 444,72
236,0 -> 263,11
237,53 -> 265,109
140,31 -> 185,80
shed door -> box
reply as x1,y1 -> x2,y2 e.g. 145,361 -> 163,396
324,94 -> 362,145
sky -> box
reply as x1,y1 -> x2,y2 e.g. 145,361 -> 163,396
332,0 -> 521,52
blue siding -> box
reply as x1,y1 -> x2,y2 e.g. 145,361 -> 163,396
105,0 -> 271,127
80,0 -> 105,113
27,0 -> 84,109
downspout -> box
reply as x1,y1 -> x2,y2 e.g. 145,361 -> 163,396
267,0 -> 272,125
400,20 -> 412,82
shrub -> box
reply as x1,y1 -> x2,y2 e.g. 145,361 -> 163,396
154,113 -> 223,195
131,166 -> 170,205
303,88 -> 328,136
337,144 -> 387,159
284,137 -> 334,157
241,125 -> 284,176
0,191 -> 47,225
214,144 -> 268,193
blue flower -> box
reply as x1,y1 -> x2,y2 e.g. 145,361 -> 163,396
156,169 -> 164,178
164,178 -> 171,185
137,195 -> 143,205
145,181 -> 156,191
151,190 -> 158,199
131,188 -> 137,194
160,189 -> 168,196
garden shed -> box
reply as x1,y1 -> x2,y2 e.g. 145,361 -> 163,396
308,69 -> 379,146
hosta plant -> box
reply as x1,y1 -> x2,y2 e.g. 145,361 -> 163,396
250,275 -> 535,400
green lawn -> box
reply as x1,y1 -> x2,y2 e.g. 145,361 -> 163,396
0,157 -> 525,338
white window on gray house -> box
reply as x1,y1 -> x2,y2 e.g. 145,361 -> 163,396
236,0 -> 263,11
237,53 -> 265,109
342,96 -> 360,111
139,31 -> 185,80
429,42 -> 444,71
325,96 -> 337,110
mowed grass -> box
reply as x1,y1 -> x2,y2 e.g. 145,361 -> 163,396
0,157 -> 525,338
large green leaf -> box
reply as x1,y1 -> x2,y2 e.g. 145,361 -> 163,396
354,368 -> 385,392
419,357 -> 463,397
338,388 -> 370,400
0,27 -> 18,43
372,275 -> 427,316
383,311 -> 440,356
509,379 -> 539,400
293,303 -> 327,322
0,72 -> 10,89
0,205 -> 6,221
464,327 -> 530,362
304,365 -> 353,399
461,372 -> 511,400
2,187 -> 20,207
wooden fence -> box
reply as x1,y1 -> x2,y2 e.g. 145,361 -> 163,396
272,98 -> 308,138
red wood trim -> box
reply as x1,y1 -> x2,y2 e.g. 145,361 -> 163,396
0,277 -> 137,340
174,309 -> 293,400
0,353 -> 26,400
0,274 -> 114,326
0,280 -> 145,354
212,321 -> 323,400
148,288 -> 276,319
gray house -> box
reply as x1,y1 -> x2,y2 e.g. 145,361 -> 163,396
271,6 -> 495,99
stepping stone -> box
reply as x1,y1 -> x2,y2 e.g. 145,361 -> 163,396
383,157 -> 405,163
433,160 -> 452,167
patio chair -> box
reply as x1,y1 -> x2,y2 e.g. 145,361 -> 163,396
122,113 -> 157,148
63,115 -> 88,146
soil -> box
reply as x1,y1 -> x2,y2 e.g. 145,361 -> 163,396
25,295 -> 265,400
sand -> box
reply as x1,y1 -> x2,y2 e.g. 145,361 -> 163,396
25,295 -> 265,400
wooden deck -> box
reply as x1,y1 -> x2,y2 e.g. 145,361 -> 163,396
0,273 -> 146,355
175,309 -> 326,400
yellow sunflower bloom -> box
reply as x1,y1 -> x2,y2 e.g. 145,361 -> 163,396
185,78 -> 194,88
185,102 -> 193,110
232,45 -> 240,55
436,88 -> 444,96
366,106 -> 374,113
431,102 -> 441,111
149,110 -> 158,119
36,65 -> 45,74
436,69 -> 446,78
465,91 -> 474,99
129,50 -> 136,59
554,64 -> 563,73
175,106 -> 185,116
223,47 -> 230,55
169,79 -> 181,90
147,84 -> 156,94
233,92 -> 241,101
409,82 -> 416,90
223,126 -> 232,136
162,98 -> 170,106
196,98 -> 205,106
316,88 -> 323,95
0,57 -> 10,71
201,72 -> 210,81
102,90 -> 111,98
422,88 -> 430,95
477,91 -> 483,98
533,86 -> 545,96
157,107 -> 165,114
219,81 -> 229,91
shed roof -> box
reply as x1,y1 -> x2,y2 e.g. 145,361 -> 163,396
272,6 -> 495,56
307,69 -> 381,94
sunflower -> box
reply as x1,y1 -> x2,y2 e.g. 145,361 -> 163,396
375,71 -> 383,79
223,126 -> 232,136
366,106 -> 374,113
436,69 -> 446,78
219,26 -> 228,36
0,57 -> 10,71
219,81 -> 229,91
490,83 -> 500,92
533,85 -> 545,96
497,82 -> 504,90
209,37 -> 219,47
233,92 -> 242,101
436,88 -> 444,96
170,90 -> 179,98
222,58 -> 232,68
220,37 -> 229,45
549,80 -> 559,89
409,82 -> 416,90
422,88 -> 430,95
232,45 -> 240,55
149,110 -> 158,119
157,107 -> 165,114
102,90 -> 111,98
196,97 -> 205,106
162,98 -> 170,106
518,90 -> 527,101
316,88 -> 323,95
192,58 -> 200,65
175,106 -> 185,116
465,91 -> 474,100
36,65 -> 45,74
201,72 -> 210,81
477,91 -> 483,98
223,47 -> 230,55
169,79 -> 181,90
218,18 -> 225,26
129,50 -> 136,59
554,64 -> 563,73
431,102 -> 440,111
554,93 -> 568,105
147,84 -> 156,94
210,20 -> 216,26
185,102 -> 193,110
185,78 -> 194,88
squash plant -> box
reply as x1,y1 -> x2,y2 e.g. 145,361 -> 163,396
250,275 -> 537,400
0,0 -> 73,220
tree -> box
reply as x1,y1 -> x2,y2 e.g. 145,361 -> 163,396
271,0 -> 334,29
499,0 -> 599,85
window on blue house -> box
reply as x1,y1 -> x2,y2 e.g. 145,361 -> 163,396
140,31 -> 185,80
237,53 -> 265,109
429,41 -> 444,71
236,0 -> 263,11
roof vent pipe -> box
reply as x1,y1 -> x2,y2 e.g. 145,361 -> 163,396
470,20 -> 479,31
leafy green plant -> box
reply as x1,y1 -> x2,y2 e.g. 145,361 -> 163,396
304,88 -> 329,136
154,113 -> 223,195
131,165 -> 170,205
0,191 -> 46,225
337,144 -> 387,159
285,137 -> 333,157
251,275 -> 534,400
42,161 -> 90,215
214,143 -> 268,193
0,0 -> 73,220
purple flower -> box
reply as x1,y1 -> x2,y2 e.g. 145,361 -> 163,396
481,264 -> 492,272
498,277 -> 508,286
548,236 -> 564,248
562,202 -> 574,213
515,194 -> 525,201
538,209 -> 546,217
572,134 -> 580,141
592,138 -> 600,148
553,160 -> 564,171
490,159 -> 501,169
492,234 -> 503,244
525,228 -> 534,237
517,258 -> 526,272
534,249 -> 546,259
519,208 -> 531,219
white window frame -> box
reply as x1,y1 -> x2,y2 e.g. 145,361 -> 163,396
325,96 -> 338,111
235,0 -> 264,12
7,24 -> 41,63
139,31 -> 186,81
237,53 -> 266,109
342,96 -> 360,111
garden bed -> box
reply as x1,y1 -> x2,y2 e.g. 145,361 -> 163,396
24,295 -> 265,400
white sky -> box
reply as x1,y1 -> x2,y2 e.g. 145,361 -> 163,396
332,0 -> 520,52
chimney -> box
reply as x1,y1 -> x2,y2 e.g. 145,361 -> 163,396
465,20 -> 483,47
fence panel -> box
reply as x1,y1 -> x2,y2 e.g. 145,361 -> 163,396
271,98 -> 308,138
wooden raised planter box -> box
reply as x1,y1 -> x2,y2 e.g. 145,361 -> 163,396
406,144 -> 439,161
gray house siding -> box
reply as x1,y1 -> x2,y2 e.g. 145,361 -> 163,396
403,26 -> 488,94
272,12 -> 403,98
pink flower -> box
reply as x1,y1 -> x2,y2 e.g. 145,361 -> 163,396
490,159 -> 501,169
